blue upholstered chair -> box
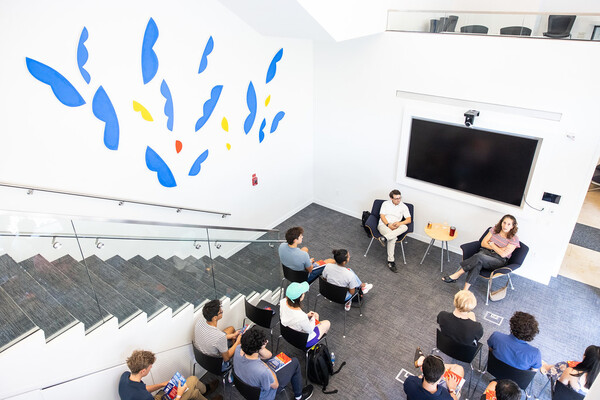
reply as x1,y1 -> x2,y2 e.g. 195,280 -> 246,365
363,199 -> 414,264
460,228 -> 529,305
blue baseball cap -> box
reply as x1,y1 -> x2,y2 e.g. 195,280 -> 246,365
286,281 -> 309,301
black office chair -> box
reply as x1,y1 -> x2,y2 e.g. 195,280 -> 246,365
543,15 -> 576,39
363,200 -> 414,264
276,323 -> 327,376
500,26 -> 532,36
314,276 -> 362,338
460,25 -> 489,34
460,228 -> 529,305
280,264 -> 311,302
243,298 -> 279,350
192,346 -> 230,396
434,329 -> 483,398
552,379 -> 585,400
479,350 -> 537,396
232,370 -> 261,400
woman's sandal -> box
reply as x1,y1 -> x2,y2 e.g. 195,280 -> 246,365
441,275 -> 457,283
414,347 -> 425,368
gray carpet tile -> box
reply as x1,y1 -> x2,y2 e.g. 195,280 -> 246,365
148,256 -> 225,299
569,222 -> 600,252
128,255 -> 207,308
84,255 -> 167,321
0,254 -> 78,342
52,255 -> 142,327
0,285 -> 38,353
105,255 -> 188,315
20,255 -> 109,332
169,256 -> 242,298
229,203 -> 600,400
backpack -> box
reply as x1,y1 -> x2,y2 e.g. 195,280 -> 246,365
306,343 -> 345,394
361,211 -> 371,236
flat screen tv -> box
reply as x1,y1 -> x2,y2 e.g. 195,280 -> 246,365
406,118 -> 539,207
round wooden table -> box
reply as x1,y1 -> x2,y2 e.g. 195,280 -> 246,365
419,223 -> 457,272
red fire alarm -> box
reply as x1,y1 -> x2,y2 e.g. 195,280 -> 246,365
252,173 -> 258,186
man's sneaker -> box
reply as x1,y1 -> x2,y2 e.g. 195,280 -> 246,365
362,283 -> 373,294
344,301 -> 351,311
300,384 -> 314,400
378,237 -> 386,247
388,261 -> 398,273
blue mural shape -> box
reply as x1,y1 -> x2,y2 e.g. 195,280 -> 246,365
259,118 -> 266,143
198,36 -> 214,74
141,18 -> 159,84
77,27 -> 91,84
92,86 -> 119,150
194,85 -> 223,131
189,149 -> 209,176
145,146 -> 176,187
266,48 -> 283,84
270,111 -> 285,133
26,58 -> 85,107
160,80 -> 174,131
243,81 -> 257,134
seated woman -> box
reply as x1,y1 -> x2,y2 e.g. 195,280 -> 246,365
322,249 -> 373,311
541,345 -> 600,396
442,215 -> 520,291
279,281 -> 330,348
437,290 -> 483,346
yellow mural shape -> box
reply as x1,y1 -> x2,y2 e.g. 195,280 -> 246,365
226,143 -> 231,150
132,101 -> 153,121
265,95 -> 271,107
221,117 -> 229,132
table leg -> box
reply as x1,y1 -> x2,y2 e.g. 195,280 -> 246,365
420,239 -> 435,265
446,240 -> 450,262
440,241 -> 444,272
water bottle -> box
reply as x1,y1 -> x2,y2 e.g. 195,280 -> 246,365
330,352 -> 335,366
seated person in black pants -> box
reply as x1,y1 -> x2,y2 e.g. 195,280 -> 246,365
482,379 -> 521,400
404,355 -> 463,400
437,290 -> 483,346
233,326 -> 313,400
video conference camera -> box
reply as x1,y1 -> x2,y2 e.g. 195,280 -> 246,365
464,110 -> 480,127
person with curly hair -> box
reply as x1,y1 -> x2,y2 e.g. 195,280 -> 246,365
487,311 -> 541,370
442,215 -> 520,291
541,345 -> 600,396
233,326 -> 313,400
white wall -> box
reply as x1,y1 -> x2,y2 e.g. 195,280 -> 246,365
0,0 -> 314,232
312,31 -> 600,284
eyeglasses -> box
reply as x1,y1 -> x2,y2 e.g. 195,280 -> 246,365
392,196 -> 401,200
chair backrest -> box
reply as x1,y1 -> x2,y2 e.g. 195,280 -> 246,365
487,350 -> 537,390
476,227 -> 529,266
553,380 -> 585,400
318,276 -> 349,305
370,199 -> 385,216
436,329 -> 482,364
365,199 -> 414,238
280,323 -> 309,351
282,264 -> 308,283
500,26 -> 532,36
244,299 -> 274,329
461,25 -> 489,34
405,202 -> 415,234
547,15 -> 576,35
232,370 -> 261,400
193,346 -> 224,376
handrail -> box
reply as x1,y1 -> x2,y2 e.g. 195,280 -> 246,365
0,181 -> 231,217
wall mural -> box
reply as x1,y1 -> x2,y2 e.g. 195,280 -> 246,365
25,18 -> 286,188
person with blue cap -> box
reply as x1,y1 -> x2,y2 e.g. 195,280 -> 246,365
280,282 -> 330,347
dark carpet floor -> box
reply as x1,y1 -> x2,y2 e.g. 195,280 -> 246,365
570,223 -> 600,252
225,203 -> 600,400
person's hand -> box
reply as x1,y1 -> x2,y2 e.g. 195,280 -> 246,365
307,311 -> 315,318
447,374 -> 460,392
310,257 -> 315,263
235,333 -> 242,344
176,382 -> 186,397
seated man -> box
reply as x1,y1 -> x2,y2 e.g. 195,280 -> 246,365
118,349 -> 220,400
278,226 -> 334,283
404,354 -> 463,400
487,311 -> 541,370
233,326 -> 313,400
482,379 -> 521,400
377,189 -> 411,273
193,299 -> 241,367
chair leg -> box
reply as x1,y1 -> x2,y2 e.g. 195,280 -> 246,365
400,241 -> 406,264
280,278 -> 286,302
486,279 -> 491,305
508,273 -> 514,290
343,304 -> 347,338
364,237 -> 374,257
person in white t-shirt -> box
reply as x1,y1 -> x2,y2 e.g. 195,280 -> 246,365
322,249 -> 373,311
279,281 -> 330,348
378,189 -> 411,273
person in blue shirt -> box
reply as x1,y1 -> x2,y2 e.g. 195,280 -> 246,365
487,311 -> 542,370
278,227 -> 334,283
404,355 -> 462,400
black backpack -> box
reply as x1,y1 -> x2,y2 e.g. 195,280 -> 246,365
306,343 -> 345,394
361,211 -> 371,236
